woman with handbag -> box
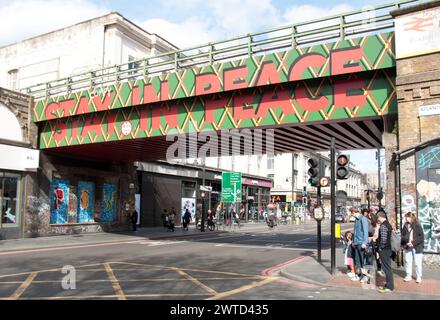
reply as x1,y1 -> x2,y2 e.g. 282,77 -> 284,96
401,212 -> 425,283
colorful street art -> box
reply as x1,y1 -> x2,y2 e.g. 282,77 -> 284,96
78,181 -> 95,223
50,179 -> 69,224
181,198 -> 196,221
416,145 -> 440,253
100,183 -> 116,222
67,184 -> 78,223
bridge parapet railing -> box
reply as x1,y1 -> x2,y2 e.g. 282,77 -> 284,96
22,0 -> 423,99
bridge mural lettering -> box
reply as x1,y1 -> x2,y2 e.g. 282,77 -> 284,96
33,32 -> 395,124
39,69 -> 395,149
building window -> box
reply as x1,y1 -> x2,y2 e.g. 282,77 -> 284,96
182,181 -> 196,198
267,156 -> 274,170
0,172 -> 20,227
128,56 -> 140,79
7,69 -> 19,91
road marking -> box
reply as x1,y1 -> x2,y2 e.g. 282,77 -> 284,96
0,240 -> 144,256
207,277 -> 277,300
292,237 -> 314,243
109,261 -> 265,278
0,263 -> 103,279
104,263 -> 126,300
0,276 -> 264,285
8,272 -> 38,300
214,243 -> 310,251
2,293 -> 213,300
172,268 -> 218,295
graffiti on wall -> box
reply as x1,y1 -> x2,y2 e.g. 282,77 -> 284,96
78,181 -> 95,223
100,183 -> 116,222
416,145 -> 440,253
50,179 -> 69,224
68,184 -> 78,223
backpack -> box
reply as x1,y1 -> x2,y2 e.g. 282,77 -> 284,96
391,230 -> 401,253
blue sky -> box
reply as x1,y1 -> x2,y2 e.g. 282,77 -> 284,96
0,0 -> 392,172
0,0 -> 390,48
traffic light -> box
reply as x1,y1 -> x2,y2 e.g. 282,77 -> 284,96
336,154 -> 349,180
307,158 -> 319,187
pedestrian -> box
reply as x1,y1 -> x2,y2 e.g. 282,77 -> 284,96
130,209 -> 138,231
343,231 -> 356,278
225,208 -> 231,226
161,209 -> 168,229
182,209 -> 191,231
364,210 -> 378,274
370,211 -> 384,277
376,211 -> 394,293
401,212 -> 425,283
350,207 -> 370,283
207,210 -> 214,230
195,209 -> 201,228
168,209 -> 175,232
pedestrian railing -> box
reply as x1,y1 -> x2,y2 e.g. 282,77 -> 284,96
21,0 -> 423,99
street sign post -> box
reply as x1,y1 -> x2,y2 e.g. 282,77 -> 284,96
222,172 -> 242,203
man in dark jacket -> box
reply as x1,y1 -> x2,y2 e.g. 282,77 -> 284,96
377,211 -> 394,293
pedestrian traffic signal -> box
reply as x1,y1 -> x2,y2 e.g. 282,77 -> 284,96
336,154 -> 349,180
307,158 -> 319,187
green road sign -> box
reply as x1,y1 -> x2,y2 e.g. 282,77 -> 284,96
222,172 -> 242,203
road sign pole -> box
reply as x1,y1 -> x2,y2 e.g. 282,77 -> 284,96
330,138 -> 336,275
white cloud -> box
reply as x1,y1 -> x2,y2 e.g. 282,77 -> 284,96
0,0 -> 108,47
139,1 -> 357,50
140,18 -> 217,50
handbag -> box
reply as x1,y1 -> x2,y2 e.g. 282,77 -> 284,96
364,242 -> 374,257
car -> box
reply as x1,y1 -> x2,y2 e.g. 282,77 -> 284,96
349,215 -> 356,222
335,214 -> 345,223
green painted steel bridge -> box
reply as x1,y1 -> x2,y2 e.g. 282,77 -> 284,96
22,0 -> 426,161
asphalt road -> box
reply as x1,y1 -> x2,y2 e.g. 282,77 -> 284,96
0,222 -> 438,301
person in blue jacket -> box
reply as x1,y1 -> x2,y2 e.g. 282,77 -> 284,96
350,207 -> 370,283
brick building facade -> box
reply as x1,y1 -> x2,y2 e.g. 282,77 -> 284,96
390,2 -> 440,261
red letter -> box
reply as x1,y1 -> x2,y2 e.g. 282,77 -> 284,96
256,88 -> 293,118
331,47 -> 363,76
105,112 -> 118,137
53,120 -> 67,144
255,62 -> 281,87
143,84 -> 160,104
137,107 -> 149,132
81,115 -> 102,139
233,93 -> 255,121
224,66 -> 248,91
132,86 -> 141,105
151,103 -> 179,131
196,73 -> 221,95
45,102 -> 60,121
76,96 -> 91,115
204,97 -> 228,124
93,92 -> 113,112
59,99 -> 75,117
334,78 -> 366,109
294,84 -> 330,112
289,54 -> 326,81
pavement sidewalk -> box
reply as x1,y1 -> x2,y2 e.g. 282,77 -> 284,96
0,221 -> 274,253
279,245 -> 440,296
